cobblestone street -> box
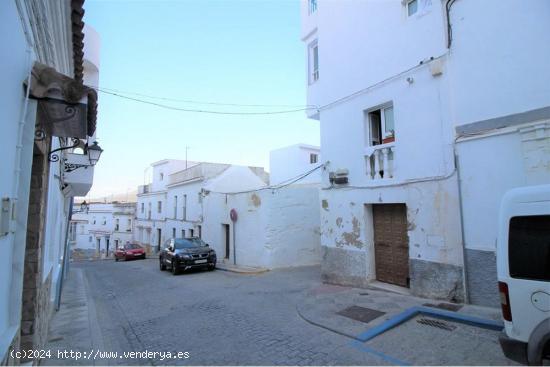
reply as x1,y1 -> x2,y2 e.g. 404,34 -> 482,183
43,259 -> 514,366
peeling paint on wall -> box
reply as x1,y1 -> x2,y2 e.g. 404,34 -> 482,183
336,217 -> 343,228
249,193 -> 261,207
321,199 -> 329,211
335,216 -> 364,249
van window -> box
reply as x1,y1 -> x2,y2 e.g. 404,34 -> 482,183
509,215 -> 550,281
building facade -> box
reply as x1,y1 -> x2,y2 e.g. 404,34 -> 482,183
0,0 -> 102,363
70,202 -> 135,259
300,0 -> 550,304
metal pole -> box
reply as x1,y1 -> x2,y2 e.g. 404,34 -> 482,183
232,223 -> 236,265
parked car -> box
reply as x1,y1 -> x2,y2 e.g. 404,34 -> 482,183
497,185 -> 550,365
159,237 -> 216,275
115,243 -> 146,261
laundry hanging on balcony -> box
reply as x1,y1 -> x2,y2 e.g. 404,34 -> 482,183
24,62 -> 97,139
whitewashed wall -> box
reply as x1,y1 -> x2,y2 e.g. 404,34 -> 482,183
269,144 -> 321,185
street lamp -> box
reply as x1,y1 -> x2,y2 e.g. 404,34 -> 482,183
86,141 -> 103,166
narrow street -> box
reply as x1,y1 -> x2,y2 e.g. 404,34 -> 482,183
42,260 -> 515,366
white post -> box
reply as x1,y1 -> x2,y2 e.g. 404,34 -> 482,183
365,154 -> 372,179
374,150 -> 382,179
381,148 -> 390,179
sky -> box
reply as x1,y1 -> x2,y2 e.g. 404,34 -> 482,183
83,0 -> 319,199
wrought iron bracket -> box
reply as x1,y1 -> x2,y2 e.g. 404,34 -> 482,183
48,138 -> 80,162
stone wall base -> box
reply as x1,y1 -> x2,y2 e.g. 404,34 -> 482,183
464,248 -> 499,307
320,246 -> 465,303
320,246 -> 370,288
409,259 -> 465,303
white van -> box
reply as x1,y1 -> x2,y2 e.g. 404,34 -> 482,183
497,184 -> 550,365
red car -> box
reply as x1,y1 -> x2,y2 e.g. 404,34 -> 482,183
115,243 -> 146,261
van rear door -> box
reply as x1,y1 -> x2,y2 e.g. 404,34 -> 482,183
497,185 -> 550,343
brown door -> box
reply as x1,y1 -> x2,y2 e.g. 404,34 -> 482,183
373,204 -> 410,287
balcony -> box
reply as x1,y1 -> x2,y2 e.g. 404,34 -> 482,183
364,142 -> 395,180
62,153 -> 94,197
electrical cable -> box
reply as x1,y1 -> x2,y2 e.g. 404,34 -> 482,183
206,163 -> 326,195
88,85 -> 317,109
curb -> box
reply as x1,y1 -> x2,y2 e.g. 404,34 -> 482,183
216,264 -> 269,275
295,303 -> 359,340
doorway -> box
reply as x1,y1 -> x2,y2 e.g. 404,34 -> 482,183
373,204 -> 410,287
156,228 -> 161,252
222,224 -> 230,259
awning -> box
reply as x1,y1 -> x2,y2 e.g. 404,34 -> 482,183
25,62 -> 97,139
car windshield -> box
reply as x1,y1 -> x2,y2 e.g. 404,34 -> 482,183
126,243 -> 141,250
174,238 -> 207,249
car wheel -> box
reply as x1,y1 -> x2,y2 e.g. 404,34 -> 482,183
171,261 -> 179,275
159,258 -> 166,271
142,254 -> 146,259
208,264 -> 215,271
115,257 -> 119,262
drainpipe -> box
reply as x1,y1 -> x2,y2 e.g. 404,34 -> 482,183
56,198 -> 73,311
454,151 -> 470,304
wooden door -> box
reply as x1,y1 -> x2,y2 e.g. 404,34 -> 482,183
373,204 -> 410,287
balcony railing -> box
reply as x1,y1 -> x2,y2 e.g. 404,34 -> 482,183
364,142 -> 395,180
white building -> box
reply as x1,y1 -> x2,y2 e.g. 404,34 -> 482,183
135,159 -> 197,253
300,0 -> 550,305
70,202 -> 135,259
269,143 -> 321,185
0,0 -> 102,363
134,145 -> 323,269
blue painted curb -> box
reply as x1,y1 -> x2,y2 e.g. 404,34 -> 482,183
356,306 -> 504,343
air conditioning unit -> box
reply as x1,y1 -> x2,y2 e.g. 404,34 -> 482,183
329,169 -> 349,185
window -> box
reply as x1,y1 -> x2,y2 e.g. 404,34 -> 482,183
140,203 -> 144,213
89,236 -> 92,242
183,195 -> 187,220
198,192 -> 202,204
189,229 -> 194,237
102,217 -> 106,225
407,0 -> 418,16
80,225 -> 85,234
127,219 -> 132,231
509,215 -> 550,281
148,203 -> 152,220
367,104 -> 395,146
93,217 -> 96,225
172,227 -> 176,239
308,40 -> 319,84
115,219 -> 120,231
157,201 -> 162,213
174,195 -> 178,219
160,172 -> 164,181
198,225 -> 202,238
308,0 -> 317,14
310,153 -> 318,164
181,229 -> 185,238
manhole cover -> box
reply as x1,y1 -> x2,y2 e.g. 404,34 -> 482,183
417,317 -> 457,331
336,305 -> 385,323
423,302 -> 463,312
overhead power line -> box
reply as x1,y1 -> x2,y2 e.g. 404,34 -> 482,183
207,163 -> 326,195
95,88 -> 317,115
89,85 -> 316,109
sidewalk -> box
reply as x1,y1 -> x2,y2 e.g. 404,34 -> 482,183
42,268 -> 105,365
297,282 -> 502,340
